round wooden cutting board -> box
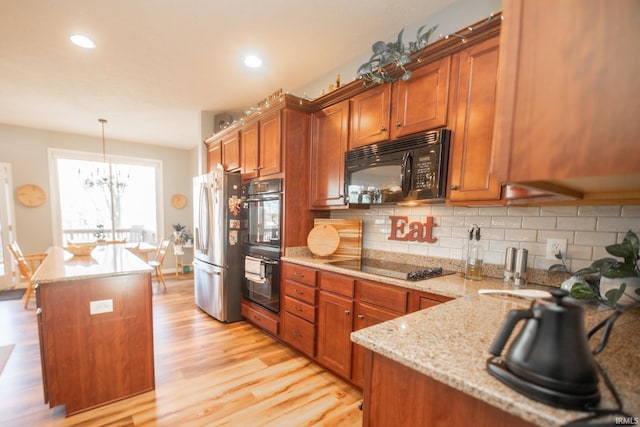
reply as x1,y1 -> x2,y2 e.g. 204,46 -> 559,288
307,224 -> 340,257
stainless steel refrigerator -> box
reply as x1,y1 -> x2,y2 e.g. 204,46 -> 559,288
193,165 -> 243,322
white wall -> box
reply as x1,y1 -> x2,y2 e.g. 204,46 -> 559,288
331,204 -> 640,273
0,123 -> 196,270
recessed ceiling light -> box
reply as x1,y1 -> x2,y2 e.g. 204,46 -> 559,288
244,55 -> 262,68
70,34 -> 96,49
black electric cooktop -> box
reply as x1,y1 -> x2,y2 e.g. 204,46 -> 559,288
327,258 -> 456,282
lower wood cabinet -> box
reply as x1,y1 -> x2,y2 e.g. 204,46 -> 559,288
317,289 -> 354,379
362,351 -> 536,427
282,311 -> 315,357
241,299 -> 279,336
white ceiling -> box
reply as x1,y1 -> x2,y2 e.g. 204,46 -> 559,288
0,0 -> 455,149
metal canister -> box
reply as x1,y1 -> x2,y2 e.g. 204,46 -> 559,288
503,247 -> 517,282
513,248 -> 528,286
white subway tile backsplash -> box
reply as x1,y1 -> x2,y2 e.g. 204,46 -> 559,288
522,216 -> 557,230
504,229 -> 538,242
540,206 -> 579,216
508,206 -> 541,216
622,205 -> 640,216
574,231 -> 617,246
331,205 -> 639,271
596,217 -> 640,232
491,216 -> 522,228
579,206 -> 621,216
557,217 -> 596,231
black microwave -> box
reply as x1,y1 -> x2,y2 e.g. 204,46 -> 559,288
344,129 -> 450,205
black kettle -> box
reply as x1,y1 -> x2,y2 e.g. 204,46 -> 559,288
487,289 -> 600,409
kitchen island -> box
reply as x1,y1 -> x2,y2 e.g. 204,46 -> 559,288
31,245 -> 155,416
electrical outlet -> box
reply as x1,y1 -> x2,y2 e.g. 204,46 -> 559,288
546,238 -> 567,260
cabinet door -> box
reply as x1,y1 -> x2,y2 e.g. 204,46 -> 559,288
206,141 -> 222,172
349,84 -> 391,149
448,36 -> 502,203
317,290 -> 353,379
310,100 -> 349,209
391,56 -> 451,139
259,110 -> 282,177
351,302 -> 398,388
492,0 -> 640,195
241,123 -> 259,180
222,132 -> 241,171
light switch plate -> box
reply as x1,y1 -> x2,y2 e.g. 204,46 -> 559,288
90,299 -> 113,315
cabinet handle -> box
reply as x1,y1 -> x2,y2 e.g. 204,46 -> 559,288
294,289 -> 304,295
380,126 -> 387,131
345,310 -> 351,315
293,330 -> 303,337
293,305 -> 303,312
294,272 -> 305,278
396,121 -> 402,127
36,308 -> 42,315
450,184 -> 459,190
357,314 -> 365,320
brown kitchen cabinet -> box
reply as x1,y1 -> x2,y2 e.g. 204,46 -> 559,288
309,99 -> 349,209
409,289 -> 453,312
349,84 -> 391,149
447,35 -> 502,204
222,131 -> 241,171
390,56 -> 451,139
351,279 -> 409,388
206,140 -> 222,171
281,262 -> 317,357
316,270 -> 354,379
241,299 -> 279,336
240,122 -> 259,180
492,0 -> 640,203
362,350 -> 536,427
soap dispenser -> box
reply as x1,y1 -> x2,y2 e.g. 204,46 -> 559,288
465,225 -> 483,281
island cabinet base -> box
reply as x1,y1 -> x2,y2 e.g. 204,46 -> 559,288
36,273 -> 155,416
362,350 -> 536,427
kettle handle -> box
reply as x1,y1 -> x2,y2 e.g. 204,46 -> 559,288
488,308 -> 534,356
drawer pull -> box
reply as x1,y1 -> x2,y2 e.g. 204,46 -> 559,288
294,289 -> 304,295
293,330 -> 303,337
380,125 -> 387,131
294,272 -> 305,278
357,314 -> 365,320
36,308 -> 42,315
344,310 -> 351,315
396,121 -> 402,127
293,305 -> 303,312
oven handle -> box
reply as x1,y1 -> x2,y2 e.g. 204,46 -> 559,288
243,196 -> 281,203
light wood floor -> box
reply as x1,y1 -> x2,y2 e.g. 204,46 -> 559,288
0,276 -> 363,426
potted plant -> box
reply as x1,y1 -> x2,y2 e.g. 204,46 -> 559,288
548,230 -> 640,306
171,223 -> 187,255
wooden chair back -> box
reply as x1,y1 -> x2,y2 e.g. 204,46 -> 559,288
7,242 -> 33,280
155,239 -> 171,265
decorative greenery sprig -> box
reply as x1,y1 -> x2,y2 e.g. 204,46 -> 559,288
356,24 -> 438,85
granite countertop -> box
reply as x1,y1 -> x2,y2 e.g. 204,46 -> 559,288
31,245 -> 153,284
283,255 -> 640,426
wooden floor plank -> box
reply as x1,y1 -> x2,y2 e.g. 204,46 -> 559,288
0,277 -> 362,426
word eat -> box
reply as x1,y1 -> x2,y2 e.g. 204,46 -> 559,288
388,216 -> 438,243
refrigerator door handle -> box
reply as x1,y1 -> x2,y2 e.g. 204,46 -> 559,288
198,182 -> 209,254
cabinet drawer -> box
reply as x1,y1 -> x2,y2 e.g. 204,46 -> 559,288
409,290 -> 452,312
284,295 -> 316,323
241,301 -> 279,336
357,280 -> 408,314
284,279 -> 316,305
282,263 -> 317,287
282,312 -> 315,357
318,271 -> 355,298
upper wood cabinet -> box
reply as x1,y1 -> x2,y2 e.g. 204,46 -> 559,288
206,140 -> 222,171
309,100 -> 349,209
259,111 -> 282,177
492,0 -> 640,202
390,56 -> 451,139
240,122 -> 259,180
222,131 -> 241,171
349,84 -> 391,149
447,36 -> 502,204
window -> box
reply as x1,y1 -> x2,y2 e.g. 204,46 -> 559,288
49,149 -> 162,245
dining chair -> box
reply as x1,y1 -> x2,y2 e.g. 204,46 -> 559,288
6,241 -> 47,309
148,238 -> 171,290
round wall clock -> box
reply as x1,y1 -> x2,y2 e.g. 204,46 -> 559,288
16,184 -> 46,207
171,193 -> 187,209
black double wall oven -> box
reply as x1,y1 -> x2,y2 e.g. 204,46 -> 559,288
240,178 -> 282,314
